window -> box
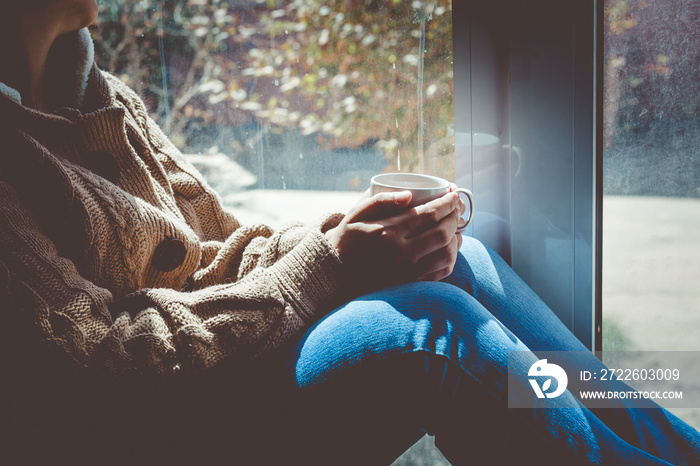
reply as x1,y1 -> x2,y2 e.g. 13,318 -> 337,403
602,0 -> 700,430
91,0 -> 454,226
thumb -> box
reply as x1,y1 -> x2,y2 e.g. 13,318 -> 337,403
347,191 -> 412,222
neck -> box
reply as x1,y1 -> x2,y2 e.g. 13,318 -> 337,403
21,18 -> 62,110
0,5 -> 94,111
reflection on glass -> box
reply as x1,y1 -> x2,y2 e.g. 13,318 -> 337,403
452,1 -> 596,349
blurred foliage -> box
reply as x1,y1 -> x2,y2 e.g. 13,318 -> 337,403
605,0 -> 643,37
91,0 -> 454,180
603,0 -> 699,148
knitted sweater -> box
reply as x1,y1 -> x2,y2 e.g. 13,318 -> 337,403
0,28 -> 347,377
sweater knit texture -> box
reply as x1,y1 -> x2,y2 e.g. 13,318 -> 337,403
0,28 -> 347,377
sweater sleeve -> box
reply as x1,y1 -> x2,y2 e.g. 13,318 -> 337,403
0,180 -> 346,376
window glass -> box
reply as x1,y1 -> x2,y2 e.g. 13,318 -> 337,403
603,0 -> 700,429
92,0 -> 453,227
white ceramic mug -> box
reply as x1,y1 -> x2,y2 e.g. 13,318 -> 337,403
370,173 -> 474,231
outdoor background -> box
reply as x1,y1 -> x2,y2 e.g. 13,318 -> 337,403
90,0 -> 699,463
602,0 -> 700,435
92,0 -> 454,194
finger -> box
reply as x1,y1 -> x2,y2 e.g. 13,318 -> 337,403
416,234 -> 460,281
404,209 -> 460,266
448,184 -> 468,217
397,191 -> 460,235
346,191 -> 412,222
418,266 -> 452,282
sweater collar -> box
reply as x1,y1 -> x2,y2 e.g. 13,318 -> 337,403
0,27 -> 94,110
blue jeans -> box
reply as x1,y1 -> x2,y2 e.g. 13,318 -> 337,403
260,236 -> 700,465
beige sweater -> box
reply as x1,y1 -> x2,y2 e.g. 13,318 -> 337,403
0,29 -> 346,377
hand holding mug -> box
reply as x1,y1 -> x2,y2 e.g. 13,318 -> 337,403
325,173 -> 474,296
369,173 -> 474,231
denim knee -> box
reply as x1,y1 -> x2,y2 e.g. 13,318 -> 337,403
285,280 -> 524,394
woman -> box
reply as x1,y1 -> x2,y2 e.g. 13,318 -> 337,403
0,2 -> 698,465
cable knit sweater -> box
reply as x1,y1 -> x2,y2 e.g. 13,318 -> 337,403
0,28 -> 347,377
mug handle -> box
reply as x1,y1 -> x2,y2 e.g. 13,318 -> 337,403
454,188 -> 474,232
